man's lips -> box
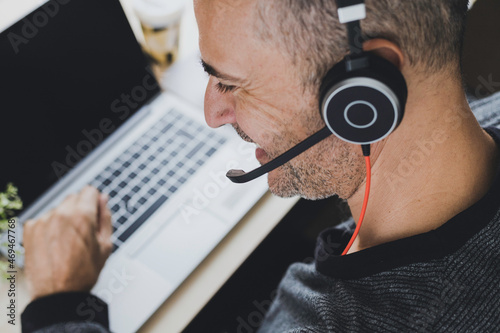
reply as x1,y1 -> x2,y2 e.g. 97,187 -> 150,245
255,146 -> 269,162
231,125 -> 271,163
239,137 -> 267,161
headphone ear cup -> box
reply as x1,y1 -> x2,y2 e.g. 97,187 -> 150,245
320,52 -> 407,145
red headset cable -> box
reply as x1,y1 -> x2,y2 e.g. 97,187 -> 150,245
342,145 -> 371,256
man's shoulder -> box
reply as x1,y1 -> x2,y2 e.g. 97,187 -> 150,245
469,90 -> 500,128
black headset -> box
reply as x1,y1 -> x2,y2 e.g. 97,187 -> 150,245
226,0 -> 408,183
321,0 -> 407,145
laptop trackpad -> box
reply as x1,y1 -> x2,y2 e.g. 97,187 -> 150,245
133,212 -> 228,287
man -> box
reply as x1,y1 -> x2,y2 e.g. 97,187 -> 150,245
21,0 -> 500,332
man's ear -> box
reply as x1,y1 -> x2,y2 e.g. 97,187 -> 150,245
363,39 -> 404,70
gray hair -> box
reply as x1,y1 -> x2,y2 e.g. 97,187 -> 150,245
254,0 -> 469,89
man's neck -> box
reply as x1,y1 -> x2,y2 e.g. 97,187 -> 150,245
347,74 -> 500,253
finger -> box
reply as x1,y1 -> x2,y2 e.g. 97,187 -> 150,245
98,193 -> 112,237
77,185 -> 100,225
56,193 -> 78,217
97,193 -> 113,256
22,219 -> 36,247
62,191 -> 78,205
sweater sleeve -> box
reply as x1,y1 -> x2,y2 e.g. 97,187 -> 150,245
21,292 -> 110,333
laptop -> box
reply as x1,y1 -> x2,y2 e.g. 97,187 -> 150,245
0,0 -> 267,331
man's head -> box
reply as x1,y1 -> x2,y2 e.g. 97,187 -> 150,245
194,0 -> 469,200
254,0 -> 469,90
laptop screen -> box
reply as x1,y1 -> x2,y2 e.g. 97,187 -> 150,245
0,0 -> 161,211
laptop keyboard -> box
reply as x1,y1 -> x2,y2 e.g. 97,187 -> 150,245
89,108 -> 227,252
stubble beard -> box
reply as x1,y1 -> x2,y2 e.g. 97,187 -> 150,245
268,134 -> 365,200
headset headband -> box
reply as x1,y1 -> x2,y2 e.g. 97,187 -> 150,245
336,0 -> 366,56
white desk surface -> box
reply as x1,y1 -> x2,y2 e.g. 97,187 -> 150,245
0,1 -> 298,332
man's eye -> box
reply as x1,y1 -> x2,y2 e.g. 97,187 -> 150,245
216,82 -> 237,94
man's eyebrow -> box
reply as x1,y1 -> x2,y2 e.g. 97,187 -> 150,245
200,59 -> 244,83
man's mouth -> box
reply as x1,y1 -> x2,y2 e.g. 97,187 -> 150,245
232,124 -> 270,163
255,143 -> 270,163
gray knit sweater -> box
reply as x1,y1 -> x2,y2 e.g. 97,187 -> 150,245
259,168 -> 500,332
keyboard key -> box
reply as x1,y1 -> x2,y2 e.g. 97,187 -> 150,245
118,195 -> 168,242
187,142 -> 204,159
206,148 -> 216,157
117,216 -> 127,225
177,129 -> 194,140
161,124 -> 173,134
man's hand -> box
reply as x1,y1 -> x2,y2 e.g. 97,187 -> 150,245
23,186 -> 112,301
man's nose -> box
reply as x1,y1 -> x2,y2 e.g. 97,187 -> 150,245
204,76 -> 237,128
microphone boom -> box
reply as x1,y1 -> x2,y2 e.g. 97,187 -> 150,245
226,126 -> 332,183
